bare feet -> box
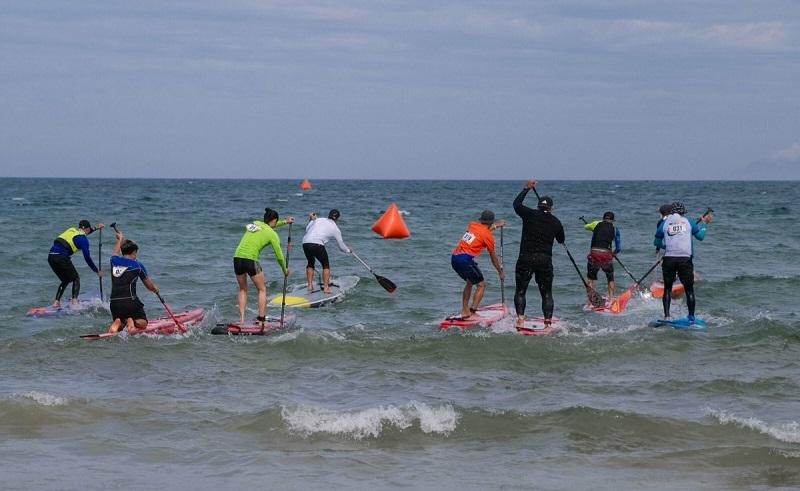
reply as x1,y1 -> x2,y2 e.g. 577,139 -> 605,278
515,315 -> 525,329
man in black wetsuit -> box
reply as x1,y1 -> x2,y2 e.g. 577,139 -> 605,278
513,180 -> 565,329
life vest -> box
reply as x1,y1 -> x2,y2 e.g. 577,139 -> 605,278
55,227 -> 85,253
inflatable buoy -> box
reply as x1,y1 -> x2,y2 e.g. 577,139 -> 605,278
372,203 -> 410,239
300,179 -> 312,190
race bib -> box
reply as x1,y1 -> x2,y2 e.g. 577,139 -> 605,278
461,231 -> 476,244
666,221 -> 687,236
246,223 -> 262,233
112,266 -> 128,277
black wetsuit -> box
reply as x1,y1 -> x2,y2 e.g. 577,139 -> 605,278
513,188 -> 565,319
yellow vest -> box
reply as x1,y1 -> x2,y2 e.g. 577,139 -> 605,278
56,227 -> 85,253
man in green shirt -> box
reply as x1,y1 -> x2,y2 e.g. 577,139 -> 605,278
233,208 -> 294,324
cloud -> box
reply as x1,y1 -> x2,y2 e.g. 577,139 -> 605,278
775,142 -> 800,161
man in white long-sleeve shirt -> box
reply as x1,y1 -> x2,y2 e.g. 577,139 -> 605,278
302,209 -> 352,293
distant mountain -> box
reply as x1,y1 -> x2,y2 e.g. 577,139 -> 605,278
736,155 -> 800,180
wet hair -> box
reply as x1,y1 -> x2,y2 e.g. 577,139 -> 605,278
671,202 -> 686,215
328,209 -> 341,220
121,239 -> 138,255
263,208 -> 279,223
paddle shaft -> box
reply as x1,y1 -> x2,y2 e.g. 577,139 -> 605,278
351,251 -> 396,292
156,292 -> 187,333
500,226 -> 505,305
279,223 -> 292,329
98,227 -> 104,301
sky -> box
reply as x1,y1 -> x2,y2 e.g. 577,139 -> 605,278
1,0 -> 799,179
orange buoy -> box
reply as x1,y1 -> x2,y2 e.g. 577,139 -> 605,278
371,203 -> 410,239
300,179 -> 312,190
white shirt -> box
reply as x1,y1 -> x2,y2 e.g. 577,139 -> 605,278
302,217 -> 350,253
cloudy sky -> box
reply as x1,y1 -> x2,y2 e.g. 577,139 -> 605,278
1,0 -> 798,179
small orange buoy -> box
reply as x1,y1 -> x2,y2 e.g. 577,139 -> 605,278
300,179 -> 312,190
372,203 -> 410,239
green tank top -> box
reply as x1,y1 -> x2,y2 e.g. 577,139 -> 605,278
233,220 -> 287,272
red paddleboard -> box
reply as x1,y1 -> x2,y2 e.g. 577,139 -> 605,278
440,303 -> 508,331
650,272 -> 700,298
211,314 -> 297,335
80,308 -> 206,340
516,316 -> 559,336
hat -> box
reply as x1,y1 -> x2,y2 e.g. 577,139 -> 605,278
659,204 -> 672,216
538,196 -> 554,210
328,209 -> 341,220
479,210 -> 495,224
78,220 -> 92,230
671,201 -> 686,215
603,211 -> 615,221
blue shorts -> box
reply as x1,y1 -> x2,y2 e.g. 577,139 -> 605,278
451,253 -> 484,285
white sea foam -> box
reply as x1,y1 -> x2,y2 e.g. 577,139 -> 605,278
708,409 -> 800,443
281,401 -> 459,439
17,391 -> 68,407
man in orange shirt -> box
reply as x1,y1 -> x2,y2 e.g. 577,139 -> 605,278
450,210 -> 505,319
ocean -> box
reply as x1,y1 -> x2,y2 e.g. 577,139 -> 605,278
1,178 -> 798,490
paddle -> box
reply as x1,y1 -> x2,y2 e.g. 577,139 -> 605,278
156,292 -> 187,333
98,226 -> 104,301
278,223 -> 292,330
351,251 -> 397,293
530,185 -> 604,307
562,243 -> 606,308
499,226 -> 505,306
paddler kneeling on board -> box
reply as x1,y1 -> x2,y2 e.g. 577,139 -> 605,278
233,208 -> 294,325
583,211 -> 621,303
107,231 -> 160,334
450,210 -> 505,320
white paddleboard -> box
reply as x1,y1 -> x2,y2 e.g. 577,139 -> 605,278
269,275 -> 360,308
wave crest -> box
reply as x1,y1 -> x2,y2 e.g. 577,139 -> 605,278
281,401 -> 459,439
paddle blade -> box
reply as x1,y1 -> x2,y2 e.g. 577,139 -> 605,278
376,275 -> 396,293
80,332 -> 117,340
587,287 -> 605,308
609,285 -> 635,314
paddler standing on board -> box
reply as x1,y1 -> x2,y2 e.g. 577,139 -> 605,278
450,210 -> 505,320
512,180 -> 564,330
48,220 -> 104,308
302,209 -> 351,294
654,202 -> 712,322
107,230 -> 161,334
233,208 -> 294,324
583,211 -> 621,302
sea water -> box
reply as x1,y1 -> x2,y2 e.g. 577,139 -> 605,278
1,179 -> 798,490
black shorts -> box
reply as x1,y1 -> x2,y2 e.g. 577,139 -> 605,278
233,257 -> 262,277
48,254 -> 78,283
110,298 -> 147,322
303,243 -> 330,269
662,256 -> 694,286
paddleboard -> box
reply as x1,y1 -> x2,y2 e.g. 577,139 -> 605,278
650,272 -> 700,298
440,303 -> 508,330
268,275 -> 359,308
27,297 -> 104,318
211,314 -> 297,335
516,316 -> 559,336
648,316 -> 707,330
80,308 -> 206,340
